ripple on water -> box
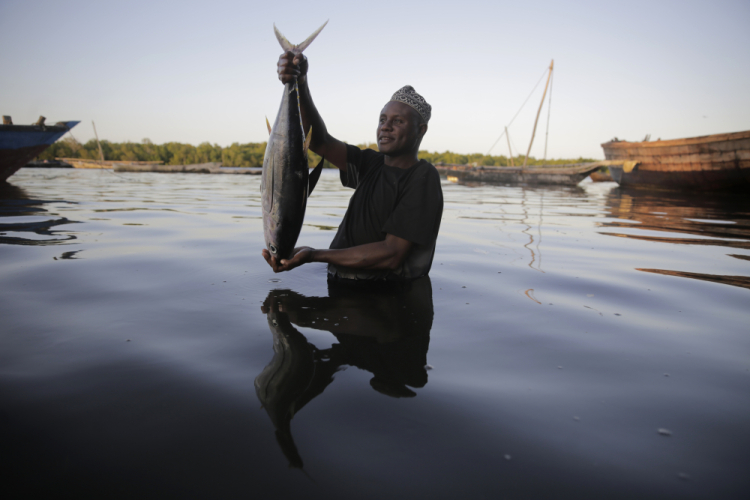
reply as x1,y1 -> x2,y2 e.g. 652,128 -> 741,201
0,169 -> 748,499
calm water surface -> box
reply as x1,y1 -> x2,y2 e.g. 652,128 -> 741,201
1,168 -> 749,499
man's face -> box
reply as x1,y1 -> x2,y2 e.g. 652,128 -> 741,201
376,101 -> 423,156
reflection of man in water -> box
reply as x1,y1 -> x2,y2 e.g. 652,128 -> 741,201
262,49 -> 443,281
255,277 -> 433,468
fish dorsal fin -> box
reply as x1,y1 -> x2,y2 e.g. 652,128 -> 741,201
266,116 -> 272,135
308,156 -> 325,195
274,20 -> 328,54
303,125 -> 313,155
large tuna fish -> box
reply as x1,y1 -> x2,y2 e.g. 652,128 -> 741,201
262,22 -> 327,260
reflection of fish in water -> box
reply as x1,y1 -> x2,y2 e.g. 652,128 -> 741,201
254,278 -> 434,468
254,292 -> 338,469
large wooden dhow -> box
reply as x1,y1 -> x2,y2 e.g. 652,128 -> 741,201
437,60 -> 619,187
601,130 -> 750,191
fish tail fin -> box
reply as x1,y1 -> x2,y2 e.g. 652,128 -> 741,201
308,156 -> 325,195
296,20 -> 328,52
273,24 -> 295,52
274,20 -> 328,53
266,116 -> 272,135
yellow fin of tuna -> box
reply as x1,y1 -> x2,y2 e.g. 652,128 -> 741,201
303,125 -> 313,154
266,117 -> 272,135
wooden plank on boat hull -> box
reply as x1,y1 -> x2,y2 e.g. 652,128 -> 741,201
606,150 -> 750,167
602,130 -> 750,151
610,163 -> 750,191
604,139 -> 750,158
0,144 -> 50,182
620,158 -> 749,174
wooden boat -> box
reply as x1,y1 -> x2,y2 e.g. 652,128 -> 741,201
590,170 -> 614,182
441,61 -> 618,186
0,116 -> 79,182
58,157 -> 163,169
601,130 -> 750,191
114,162 -> 220,173
112,162 -> 261,174
436,161 -> 612,186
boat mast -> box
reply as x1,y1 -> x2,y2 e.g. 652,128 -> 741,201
523,59 -> 554,168
543,67 -> 554,161
505,126 -> 515,167
92,121 -> 105,168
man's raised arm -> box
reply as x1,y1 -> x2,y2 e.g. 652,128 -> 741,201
277,52 -> 347,172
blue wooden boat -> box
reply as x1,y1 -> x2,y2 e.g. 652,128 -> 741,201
0,116 -> 79,182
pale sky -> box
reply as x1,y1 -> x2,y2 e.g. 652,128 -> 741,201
2,0 -> 748,159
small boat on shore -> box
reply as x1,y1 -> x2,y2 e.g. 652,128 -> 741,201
58,158 -> 164,169
0,116 -> 79,182
601,130 -> 750,191
590,170 -> 614,182
435,161 -> 613,186
113,162 -> 219,173
112,162 -> 261,174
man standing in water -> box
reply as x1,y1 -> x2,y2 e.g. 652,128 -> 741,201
262,51 -> 443,281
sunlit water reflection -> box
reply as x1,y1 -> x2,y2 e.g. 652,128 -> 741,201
1,169 -> 748,499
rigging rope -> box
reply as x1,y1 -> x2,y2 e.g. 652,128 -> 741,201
487,67 -> 549,156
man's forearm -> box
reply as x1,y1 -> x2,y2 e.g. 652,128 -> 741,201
309,237 -> 412,271
297,79 -> 329,152
296,78 -> 347,170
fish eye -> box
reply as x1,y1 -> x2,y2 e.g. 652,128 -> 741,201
269,244 -> 277,254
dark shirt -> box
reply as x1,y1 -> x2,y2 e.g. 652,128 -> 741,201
328,144 -> 443,280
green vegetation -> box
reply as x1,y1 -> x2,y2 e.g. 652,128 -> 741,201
40,137 -> 279,167
40,137 -> 596,168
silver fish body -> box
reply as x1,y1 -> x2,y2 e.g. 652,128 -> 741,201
262,22 -> 327,260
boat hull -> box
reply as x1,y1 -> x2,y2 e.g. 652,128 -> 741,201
435,162 -> 605,186
0,122 -> 79,182
590,171 -> 614,182
601,130 -> 750,191
58,158 -> 163,169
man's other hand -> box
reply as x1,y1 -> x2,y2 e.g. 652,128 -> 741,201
262,246 -> 313,272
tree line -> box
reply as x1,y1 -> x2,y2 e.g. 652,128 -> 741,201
39,137 -> 596,168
